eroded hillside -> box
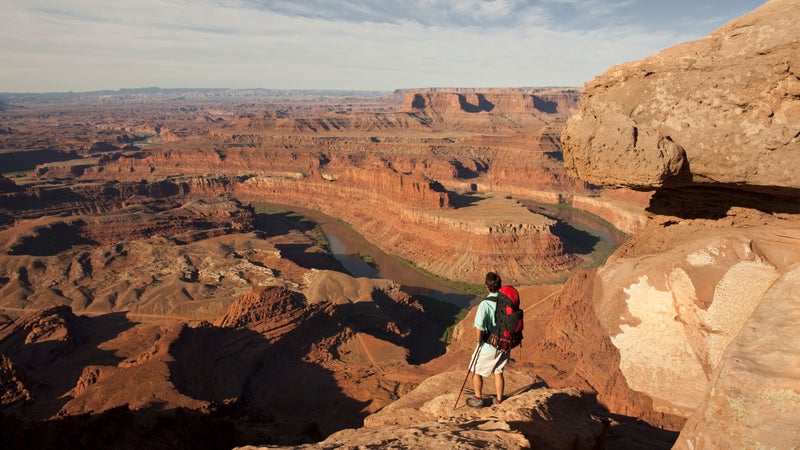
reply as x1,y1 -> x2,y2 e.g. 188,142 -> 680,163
0,86 -> 651,448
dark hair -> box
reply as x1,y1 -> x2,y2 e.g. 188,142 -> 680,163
485,272 -> 502,292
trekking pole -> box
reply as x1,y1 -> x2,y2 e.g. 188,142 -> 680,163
454,342 -> 482,410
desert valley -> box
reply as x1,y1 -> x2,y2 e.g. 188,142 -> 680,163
2,0 -> 799,449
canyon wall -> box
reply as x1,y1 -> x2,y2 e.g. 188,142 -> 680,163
3,87 -> 599,285
231,173 -> 579,285
570,193 -> 649,236
397,87 -> 580,116
561,0 -> 800,447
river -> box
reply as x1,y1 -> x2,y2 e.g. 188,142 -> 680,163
262,201 -> 627,309
521,199 -> 629,248
261,203 -> 478,307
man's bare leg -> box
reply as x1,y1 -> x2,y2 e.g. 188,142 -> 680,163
472,372 -> 483,399
494,372 -> 505,403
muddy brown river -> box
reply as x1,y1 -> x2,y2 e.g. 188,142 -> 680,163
264,202 -> 626,308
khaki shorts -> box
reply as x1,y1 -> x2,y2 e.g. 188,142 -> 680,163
469,344 -> 509,377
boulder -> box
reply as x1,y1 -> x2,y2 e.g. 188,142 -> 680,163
563,0 -> 800,191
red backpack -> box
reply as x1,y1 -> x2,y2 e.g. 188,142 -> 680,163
487,285 -> 524,352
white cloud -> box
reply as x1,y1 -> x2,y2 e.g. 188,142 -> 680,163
0,0 -> 766,92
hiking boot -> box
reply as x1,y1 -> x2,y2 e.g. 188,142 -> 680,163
466,396 -> 484,408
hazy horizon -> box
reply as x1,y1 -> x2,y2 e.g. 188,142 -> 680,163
0,85 -> 583,96
1,0 -> 767,94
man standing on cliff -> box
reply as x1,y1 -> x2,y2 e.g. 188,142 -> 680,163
466,271 -> 509,407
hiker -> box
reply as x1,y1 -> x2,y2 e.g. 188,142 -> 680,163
466,271 -> 509,408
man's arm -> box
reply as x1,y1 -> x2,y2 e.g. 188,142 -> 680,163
475,326 -> 484,343
473,300 -> 487,343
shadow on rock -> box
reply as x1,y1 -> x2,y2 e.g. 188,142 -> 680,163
1,404 -> 243,450
647,185 -> 800,219
601,411 -> 680,450
7,220 -> 98,256
254,211 -> 316,237
448,192 -> 484,208
340,289 -> 451,364
272,242 -> 345,272
0,307 -> 134,419
169,294 -> 372,444
549,220 -> 601,255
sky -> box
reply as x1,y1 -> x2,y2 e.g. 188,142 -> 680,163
0,0 -> 768,93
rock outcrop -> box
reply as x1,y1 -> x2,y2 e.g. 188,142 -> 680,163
398,87 -> 580,117
562,0 -> 800,192
216,285 -> 308,334
242,370 -> 605,450
674,264 -> 800,449
597,221 -> 800,418
531,270 -> 686,430
561,0 -> 800,447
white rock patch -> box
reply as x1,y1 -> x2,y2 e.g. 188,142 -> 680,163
701,260 -> 779,367
611,275 -> 708,414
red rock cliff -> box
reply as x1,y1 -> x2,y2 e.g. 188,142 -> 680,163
561,0 -> 800,447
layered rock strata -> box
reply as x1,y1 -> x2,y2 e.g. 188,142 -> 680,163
398,87 -> 581,117
5,167 -> 580,285
234,176 -> 579,284
1,87 -> 601,284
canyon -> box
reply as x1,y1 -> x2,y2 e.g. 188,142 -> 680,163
2,0 -> 799,448
0,83 -> 648,448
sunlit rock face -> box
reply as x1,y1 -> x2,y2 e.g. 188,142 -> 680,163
561,0 -> 800,447
562,0 -> 800,192
596,222 -> 799,415
674,264 -> 800,450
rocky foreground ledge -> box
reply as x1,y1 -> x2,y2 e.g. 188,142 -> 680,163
237,371 -> 606,450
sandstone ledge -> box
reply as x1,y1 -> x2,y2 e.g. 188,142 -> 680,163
242,370 -> 605,450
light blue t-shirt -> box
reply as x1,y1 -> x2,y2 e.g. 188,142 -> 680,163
474,292 -> 498,352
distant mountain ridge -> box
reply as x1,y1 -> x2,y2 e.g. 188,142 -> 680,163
0,87 -> 391,101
